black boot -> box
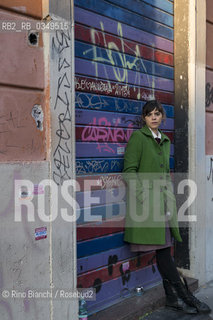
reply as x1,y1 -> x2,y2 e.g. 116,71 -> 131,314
163,279 -> 197,314
182,278 -> 212,314
171,278 -> 211,314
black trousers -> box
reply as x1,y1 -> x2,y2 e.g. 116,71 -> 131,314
156,247 -> 181,283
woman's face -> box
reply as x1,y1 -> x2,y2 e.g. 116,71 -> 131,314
143,108 -> 163,132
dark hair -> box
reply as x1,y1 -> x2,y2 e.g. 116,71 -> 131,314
141,100 -> 166,125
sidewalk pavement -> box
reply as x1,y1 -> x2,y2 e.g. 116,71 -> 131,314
139,281 -> 213,320
90,277 -> 199,320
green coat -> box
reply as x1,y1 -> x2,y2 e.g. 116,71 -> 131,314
123,125 -> 182,245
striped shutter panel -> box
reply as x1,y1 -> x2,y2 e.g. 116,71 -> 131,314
75,0 -> 174,314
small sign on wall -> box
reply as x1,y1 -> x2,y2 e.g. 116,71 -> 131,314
35,227 -> 47,241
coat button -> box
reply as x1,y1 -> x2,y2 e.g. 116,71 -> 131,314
160,164 -> 164,168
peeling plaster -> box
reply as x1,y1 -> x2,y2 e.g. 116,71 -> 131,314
31,105 -> 44,131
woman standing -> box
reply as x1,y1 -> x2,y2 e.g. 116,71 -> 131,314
123,100 -> 210,314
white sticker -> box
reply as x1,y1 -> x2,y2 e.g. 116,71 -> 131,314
122,261 -> 129,272
117,147 -> 125,155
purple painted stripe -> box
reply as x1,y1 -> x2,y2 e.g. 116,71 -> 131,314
77,245 -> 143,274
76,156 -> 174,175
75,7 -> 173,53
76,58 -> 174,92
76,187 -> 126,208
86,265 -> 161,314
76,158 -> 124,175
76,109 -> 140,128
170,143 -> 174,155
76,142 -> 126,157
76,142 -> 174,157
76,109 -> 174,130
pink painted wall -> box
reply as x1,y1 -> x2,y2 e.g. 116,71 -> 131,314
206,0 -> 213,23
206,23 -> 213,70
0,10 -> 44,89
0,4 -> 47,161
0,0 -> 43,18
206,113 -> 213,153
0,88 -> 46,160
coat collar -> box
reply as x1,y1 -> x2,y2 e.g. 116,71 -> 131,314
139,125 -> 170,143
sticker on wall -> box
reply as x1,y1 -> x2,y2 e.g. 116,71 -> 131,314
113,118 -> 121,124
117,147 -> 125,155
35,227 -> 47,241
122,261 -> 130,272
19,186 -> 31,200
33,184 -> 44,195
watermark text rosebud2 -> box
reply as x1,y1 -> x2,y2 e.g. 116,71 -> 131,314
14,177 -> 197,223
